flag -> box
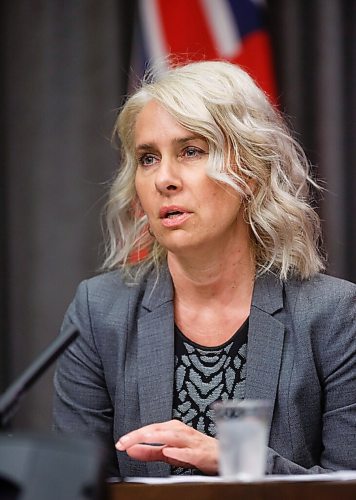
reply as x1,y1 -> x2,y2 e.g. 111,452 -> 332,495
131,0 -> 277,103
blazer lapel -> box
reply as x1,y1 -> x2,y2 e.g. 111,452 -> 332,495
245,274 -> 285,437
135,269 -> 285,474
137,267 -> 174,476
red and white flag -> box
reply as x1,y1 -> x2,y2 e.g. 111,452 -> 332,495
131,0 -> 277,103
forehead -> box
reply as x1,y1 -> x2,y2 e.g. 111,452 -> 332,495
134,100 -> 194,146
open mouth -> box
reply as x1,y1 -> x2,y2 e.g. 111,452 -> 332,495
159,207 -> 192,226
165,210 -> 184,219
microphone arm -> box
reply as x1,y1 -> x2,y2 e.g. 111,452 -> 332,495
0,325 -> 79,428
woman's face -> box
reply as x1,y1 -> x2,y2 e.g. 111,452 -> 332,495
134,100 -> 250,258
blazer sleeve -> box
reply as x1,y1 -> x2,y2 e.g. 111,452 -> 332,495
52,280 -> 119,477
266,283 -> 356,474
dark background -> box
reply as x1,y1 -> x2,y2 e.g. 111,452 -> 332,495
1,0 -> 355,430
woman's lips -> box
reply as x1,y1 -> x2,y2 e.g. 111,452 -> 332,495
159,206 -> 192,228
160,212 -> 192,228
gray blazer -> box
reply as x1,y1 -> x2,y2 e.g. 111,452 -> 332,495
53,267 -> 356,477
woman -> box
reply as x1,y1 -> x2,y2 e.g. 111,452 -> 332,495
53,61 -> 356,477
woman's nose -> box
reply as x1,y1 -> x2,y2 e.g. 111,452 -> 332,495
154,157 -> 182,195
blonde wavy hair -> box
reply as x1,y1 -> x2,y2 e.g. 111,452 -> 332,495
103,60 -> 325,281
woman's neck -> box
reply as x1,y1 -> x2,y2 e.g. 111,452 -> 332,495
167,243 -> 255,346
167,240 -> 255,303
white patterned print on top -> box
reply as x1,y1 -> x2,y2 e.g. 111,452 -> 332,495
173,336 -> 247,437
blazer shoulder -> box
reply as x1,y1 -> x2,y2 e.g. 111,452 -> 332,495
283,273 -> 355,332
285,273 -> 355,303
85,269 -> 137,296
70,269 -> 149,325
310,272 -> 355,290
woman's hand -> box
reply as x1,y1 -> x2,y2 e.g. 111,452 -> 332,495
116,419 -> 219,474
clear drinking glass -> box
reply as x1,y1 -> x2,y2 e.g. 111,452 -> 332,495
213,399 -> 271,481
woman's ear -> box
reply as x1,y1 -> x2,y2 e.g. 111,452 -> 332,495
230,152 -> 256,198
245,177 -> 257,198
236,166 -> 256,198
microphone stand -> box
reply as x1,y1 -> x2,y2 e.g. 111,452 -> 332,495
0,324 -> 78,429
0,326 -> 108,499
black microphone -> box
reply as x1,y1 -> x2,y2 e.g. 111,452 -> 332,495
0,324 -> 79,428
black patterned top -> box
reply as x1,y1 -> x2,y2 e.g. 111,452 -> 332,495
171,319 -> 248,475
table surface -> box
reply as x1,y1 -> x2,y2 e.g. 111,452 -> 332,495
109,479 -> 356,500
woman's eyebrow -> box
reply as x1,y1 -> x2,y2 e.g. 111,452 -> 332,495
174,135 -> 206,145
135,135 -> 206,153
135,143 -> 155,153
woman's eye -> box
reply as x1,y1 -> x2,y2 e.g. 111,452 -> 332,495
138,154 -> 158,167
182,147 -> 206,159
